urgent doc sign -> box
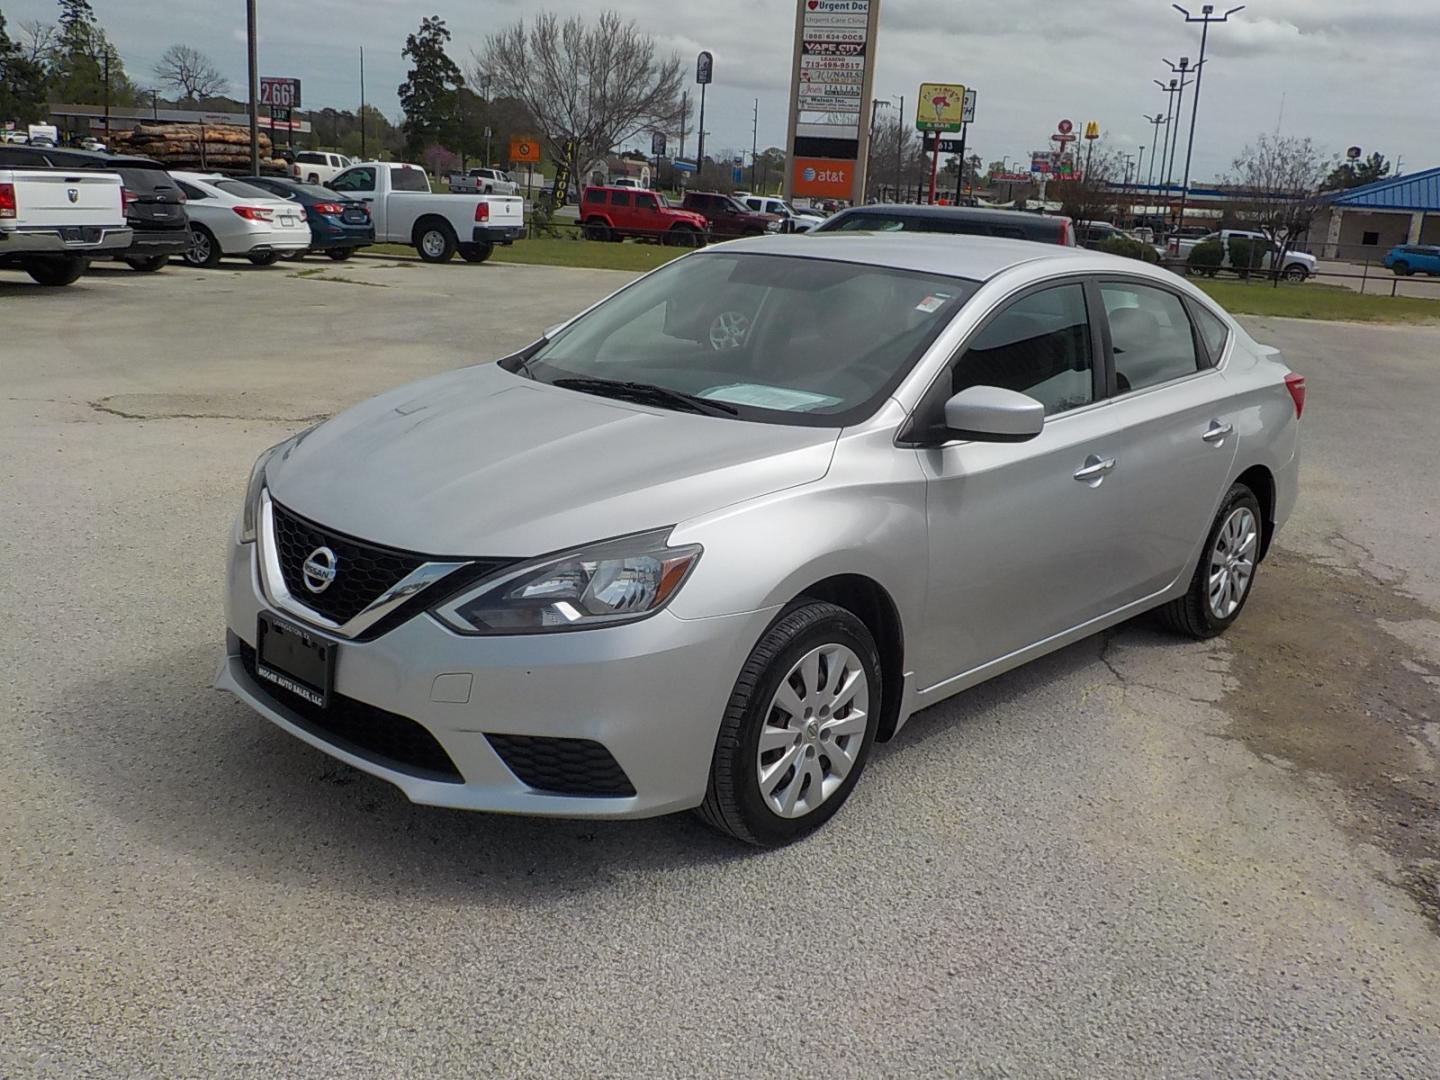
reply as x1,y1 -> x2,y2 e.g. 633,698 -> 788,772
259,77 -> 301,110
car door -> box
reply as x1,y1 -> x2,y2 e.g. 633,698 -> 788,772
1095,278 -> 1239,600
917,279 -> 1132,686
634,191 -> 661,237
609,189 -> 635,232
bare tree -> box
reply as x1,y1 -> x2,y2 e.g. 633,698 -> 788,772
153,44 -> 228,102
1230,134 -> 1334,270
473,11 -> 682,187
17,19 -> 57,63
1057,144 -> 1124,230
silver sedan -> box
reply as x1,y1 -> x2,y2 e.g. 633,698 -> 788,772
217,233 -> 1302,846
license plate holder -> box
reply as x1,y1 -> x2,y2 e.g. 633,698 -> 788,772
280,215 -> 297,226
256,612 -> 336,709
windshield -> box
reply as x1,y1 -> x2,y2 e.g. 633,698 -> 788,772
509,253 -> 978,426
216,179 -> 282,200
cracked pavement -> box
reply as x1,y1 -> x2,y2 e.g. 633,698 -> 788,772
3,263 -> 1439,1077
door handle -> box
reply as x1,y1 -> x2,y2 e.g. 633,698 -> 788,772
1202,420 -> 1234,443
1073,455 -> 1117,483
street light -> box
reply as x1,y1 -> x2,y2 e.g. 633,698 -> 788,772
1173,4 -> 1245,229
1152,79 -> 1179,193
1143,112 -> 1165,196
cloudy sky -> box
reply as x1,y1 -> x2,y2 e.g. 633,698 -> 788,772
7,0 -> 1432,180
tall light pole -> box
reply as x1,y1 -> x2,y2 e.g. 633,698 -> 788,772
1153,78 -> 1182,195
1143,112 -> 1165,195
246,0 -> 259,175
359,46 -> 367,159
1173,4 -> 1245,230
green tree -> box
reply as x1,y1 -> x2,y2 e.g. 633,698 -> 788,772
48,0 -> 138,107
398,15 -> 462,159
1,11 -> 52,122
1323,151 -> 1391,191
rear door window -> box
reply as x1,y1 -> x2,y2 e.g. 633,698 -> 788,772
611,191 -> 632,207
1100,282 -> 1203,392
952,283 -> 1095,416
636,193 -> 658,211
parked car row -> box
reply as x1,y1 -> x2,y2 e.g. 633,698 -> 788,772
1,149 -> 527,285
578,186 -> 794,245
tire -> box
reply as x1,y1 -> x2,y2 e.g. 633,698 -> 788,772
458,241 -> 495,263
248,251 -> 280,266
325,248 -> 355,261
1392,261 -> 1411,276
666,226 -> 700,247
124,254 -> 168,272
1283,264 -> 1309,282
414,221 -> 457,263
183,226 -> 221,268
1156,483 -> 1264,639
583,218 -> 611,242
21,256 -> 88,286
697,601 -> 881,847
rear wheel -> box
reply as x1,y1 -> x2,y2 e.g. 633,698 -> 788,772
697,601 -> 881,847
183,226 -> 222,268
21,256 -> 88,286
248,251 -> 281,266
458,241 -> 494,263
124,254 -> 168,272
415,222 -> 457,262
667,225 -> 700,247
1156,483 -> 1263,639
306,173 -> 320,184
1393,261 -> 1412,276
583,218 -> 611,242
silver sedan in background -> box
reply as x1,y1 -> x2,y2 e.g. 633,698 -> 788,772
217,234 -> 1303,847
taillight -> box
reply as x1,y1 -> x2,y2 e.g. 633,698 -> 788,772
1168,239 -> 1179,255
121,187 -> 137,209
232,206 -> 274,222
311,202 -> 346,215
1284,373 -> 1306,419
0,182 -> 15,219
475,202 -> 490,223
1058,219 -> 1072,246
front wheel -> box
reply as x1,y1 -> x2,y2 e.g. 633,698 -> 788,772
1392,261 -> 1411,276
583,218 -> 611,242
1283,264 -> 1309,282
183,226 -> 222,268
22,256 -> 88,286
1156,483 -> 1263,639
326,248 -> 355,261
697,601 -> 881,847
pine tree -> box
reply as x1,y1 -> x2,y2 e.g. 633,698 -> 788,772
397,16 -> 462,158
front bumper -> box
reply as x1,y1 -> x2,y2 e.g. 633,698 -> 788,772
475,225 -> 524,246
218,535 -> 775,818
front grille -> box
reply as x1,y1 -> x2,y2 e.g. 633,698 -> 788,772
486,734 -> 636,798
240,643 -> 462,782
270,501 -> 430,625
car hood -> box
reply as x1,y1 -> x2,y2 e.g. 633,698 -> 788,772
265,363 -> 839,557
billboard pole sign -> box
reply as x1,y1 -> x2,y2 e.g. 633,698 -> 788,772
785,0 -> 883,204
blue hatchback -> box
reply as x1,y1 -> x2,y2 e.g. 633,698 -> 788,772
239,175 -> 375,260
1382,244 -> 1440,276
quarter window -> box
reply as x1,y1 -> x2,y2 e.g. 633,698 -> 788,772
1191,303 -> 1231,365
176,180 -> 208,200
1101,283 -> 1202,392
951,283 -> 1094,416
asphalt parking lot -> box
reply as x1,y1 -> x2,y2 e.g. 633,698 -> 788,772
4,257 -> 1439,1077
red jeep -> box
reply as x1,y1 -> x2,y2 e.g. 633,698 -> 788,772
580,185 -> 708,246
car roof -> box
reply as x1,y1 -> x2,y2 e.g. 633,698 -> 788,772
835,204 -> 1070,227
712,231 -> 1172,283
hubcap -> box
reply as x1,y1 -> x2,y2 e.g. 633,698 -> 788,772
756,643 -> 869,819
1208,506 -> 1258,619
422,231 -> 445,257
189,231 -> 209,262
709,310 -> 750,351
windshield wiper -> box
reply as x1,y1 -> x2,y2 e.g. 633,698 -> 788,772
551,377 -> 739,417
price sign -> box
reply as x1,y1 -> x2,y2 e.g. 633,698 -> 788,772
259,77 -> 301,110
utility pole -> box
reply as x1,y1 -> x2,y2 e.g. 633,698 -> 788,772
751,98 -> 758,191
679,92 -> 688,164
1174,4 -> 1245,230
360,46 -> 367,159
102,50 -> 110,138
895,94 -> 904,200
954,122 -> 968,204
246,0 -> 260,175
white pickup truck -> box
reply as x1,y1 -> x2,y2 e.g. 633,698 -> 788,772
0,166 -> 132,285
448,167 -> 520,196
1168,228 -> 1317,281
326,161 -> 524,263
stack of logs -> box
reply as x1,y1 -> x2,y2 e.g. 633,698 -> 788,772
107,124 -> 290,174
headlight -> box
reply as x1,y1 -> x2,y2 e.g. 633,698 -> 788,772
239,443 -> 281,543
432,529 -> 702,635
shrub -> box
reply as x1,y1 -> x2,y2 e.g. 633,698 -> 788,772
1099,235 -> 1160,264
1188,239 -> 1224,275
1227,236 -> 1268,279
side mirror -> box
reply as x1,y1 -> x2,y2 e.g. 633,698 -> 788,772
942,385 -> 1045,442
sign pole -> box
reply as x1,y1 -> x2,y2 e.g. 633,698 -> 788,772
697,85 -> 707,178
246,0 -> 259,175
928,131 -> 939,204
954,122 -> 968,203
